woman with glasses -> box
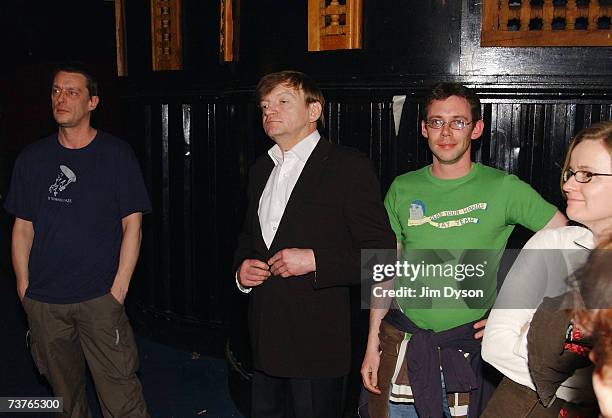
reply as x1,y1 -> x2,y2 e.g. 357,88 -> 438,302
481,121 -> 612,417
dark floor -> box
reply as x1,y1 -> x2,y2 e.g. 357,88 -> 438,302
0,270 -> 244,418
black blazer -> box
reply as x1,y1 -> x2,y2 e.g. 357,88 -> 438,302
234,137 -> 395,378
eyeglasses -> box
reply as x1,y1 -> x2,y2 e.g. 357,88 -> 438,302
426,119 -> 473,130
562,169 -> 612,183
51,87 -> 82,98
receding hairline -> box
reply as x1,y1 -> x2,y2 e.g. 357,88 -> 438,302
259,83 -> 303,99
256,71 -> 322,100
53,72 -> 89,86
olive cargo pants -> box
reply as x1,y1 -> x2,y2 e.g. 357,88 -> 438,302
23,293 -> 149,418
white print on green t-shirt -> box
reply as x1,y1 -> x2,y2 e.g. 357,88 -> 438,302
407,200 -> 488,229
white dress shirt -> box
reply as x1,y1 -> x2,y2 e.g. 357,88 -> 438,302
237,130 -> 320,293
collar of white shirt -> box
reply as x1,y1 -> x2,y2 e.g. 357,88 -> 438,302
267,130 -> 321,166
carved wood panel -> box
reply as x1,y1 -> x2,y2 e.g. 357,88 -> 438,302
308,0 -> 362,51
151,0 -> 183,70
481,0 -> 612,46
220,0 -> 239,62
115,0 -> 128,76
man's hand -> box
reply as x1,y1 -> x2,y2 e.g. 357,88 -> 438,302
473,318 -> 487,339
109,212 -> 143,306
238,259 -> 271,287
267,248 -> 316,278
361,349 -> 382,394
17,282 -> 27,302
110,284 -> 127,305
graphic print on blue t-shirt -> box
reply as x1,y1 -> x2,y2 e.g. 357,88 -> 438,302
47,164 -> 77,203
407,200 -> 488,229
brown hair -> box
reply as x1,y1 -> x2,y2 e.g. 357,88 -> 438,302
255,71 -> 325,128
423,83 -> 482,122
560,121 -> 612,197
572,237 -> 612,375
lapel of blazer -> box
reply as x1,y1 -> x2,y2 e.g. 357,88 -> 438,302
268,138 -> 333,253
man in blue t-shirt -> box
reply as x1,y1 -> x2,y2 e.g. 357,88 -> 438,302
5,64 -> 151,417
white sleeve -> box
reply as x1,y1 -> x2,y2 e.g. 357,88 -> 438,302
513,317 -> 531,359
481,229 -> 557,389
235,270 -> 252,294
482,308 -> 536,390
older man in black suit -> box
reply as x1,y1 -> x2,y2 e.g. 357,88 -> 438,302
233,71 -> 395,418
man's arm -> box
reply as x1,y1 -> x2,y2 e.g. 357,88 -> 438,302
361,303 -> 389,394
361,242 -> 401,393
11,218 -> 34,301
110,212 -> 143,304
505,175 -> 567,231
542,210 -> 567,229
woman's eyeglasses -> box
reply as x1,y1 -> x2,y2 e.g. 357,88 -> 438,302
562,169 -> 612,183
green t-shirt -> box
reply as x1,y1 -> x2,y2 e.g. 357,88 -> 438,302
384,163 -> 557,332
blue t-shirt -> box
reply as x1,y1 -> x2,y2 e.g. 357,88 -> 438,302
4,131 -> 152,303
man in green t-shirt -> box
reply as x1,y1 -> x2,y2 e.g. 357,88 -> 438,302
361,83 -> 567,418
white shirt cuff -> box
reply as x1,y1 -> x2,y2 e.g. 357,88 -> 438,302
235,270 -> 252,294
